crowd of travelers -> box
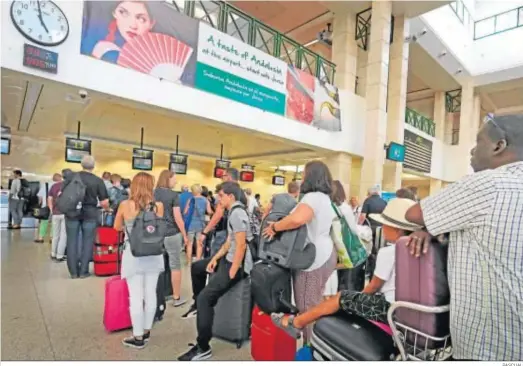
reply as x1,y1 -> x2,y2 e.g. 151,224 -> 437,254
6,113 -> 523,361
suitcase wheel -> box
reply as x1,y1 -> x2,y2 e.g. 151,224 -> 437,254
236,341 -> 243,349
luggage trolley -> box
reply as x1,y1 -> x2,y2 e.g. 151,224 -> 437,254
387,301 -> 453,361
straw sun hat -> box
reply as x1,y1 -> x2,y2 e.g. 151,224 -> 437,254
369,198 -> 422,232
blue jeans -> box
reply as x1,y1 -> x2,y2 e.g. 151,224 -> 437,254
210,230 -> 228,257
65,219 -> 97,277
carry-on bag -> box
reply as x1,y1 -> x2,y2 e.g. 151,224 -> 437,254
394,237 -> 450,348
311,312 -> 396,361
212,276 -> 252,348
93,244 -> 122,276
103,275 -> 132,332
96,227 -> 123,246
251,305 -> 296,361
331,203 -> 368,269
250,261 -> 295,314
258,212 -> 314,270
155,252 -> 172,321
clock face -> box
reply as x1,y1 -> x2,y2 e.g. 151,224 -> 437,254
10,0 -> 69,46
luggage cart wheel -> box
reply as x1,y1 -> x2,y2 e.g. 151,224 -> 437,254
236,341 -> 242,349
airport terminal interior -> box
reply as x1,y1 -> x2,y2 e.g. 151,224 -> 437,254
1,0 -> 523,362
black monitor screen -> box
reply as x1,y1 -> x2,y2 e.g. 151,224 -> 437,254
240,171 -> 255,182
170,162 -> 187,175
272,175 -> 285,186
132,148 -> 153,171
65,138 -> 91,163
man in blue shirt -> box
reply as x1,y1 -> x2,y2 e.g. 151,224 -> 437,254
179,185 -> 193,221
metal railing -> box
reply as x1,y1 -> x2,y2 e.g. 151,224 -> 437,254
405,108 -> 436,137
166,0 -> 336,83
474,6 -> 523,40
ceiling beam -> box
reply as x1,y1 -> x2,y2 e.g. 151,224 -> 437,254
494,105 -> 523,116
480,92 -> 497,112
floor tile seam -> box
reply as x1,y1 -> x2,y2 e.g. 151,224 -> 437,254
28,265 -> 57,360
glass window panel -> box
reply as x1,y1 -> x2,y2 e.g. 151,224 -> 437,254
519,8 -> 523,25
253,24 -> 276,55
495,10 -> 518,32
475,17 -> 495,38
226,11 -> 250,42
194,1 -> 220,29
450,1 -> 457,12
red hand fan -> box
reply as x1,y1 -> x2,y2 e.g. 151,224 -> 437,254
118,32 -> 193,83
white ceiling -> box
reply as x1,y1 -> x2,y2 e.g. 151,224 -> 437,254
1,69 -> 324,172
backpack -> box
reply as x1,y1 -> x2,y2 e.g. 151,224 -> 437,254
18,179 -> 32,200
257,196 -> 314,270
126,203 -> 166,257
228,205 -> 258,262
110,186 -> 128,211
56,173 -> 86,218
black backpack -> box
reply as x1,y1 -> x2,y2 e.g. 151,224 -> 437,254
56,174 -> 86,217
126,203 -> 166,257
18,179 -> 32,200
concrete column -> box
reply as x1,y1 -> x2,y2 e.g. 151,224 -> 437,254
383,15 -> 409,193
434,91 -> 446,141
429,178 -> 442,195
332,11 -> 358,90
359,0 -> 392,199
325,152 -> 353,197
457,81 -> 477,175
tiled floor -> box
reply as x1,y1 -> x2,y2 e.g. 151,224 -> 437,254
1,229 -> 253,361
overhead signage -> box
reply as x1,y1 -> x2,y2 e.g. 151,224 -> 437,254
386,142 -> 405,162
132,148 -> 153,171
241,164 -> 255,171
404,130 -> 433,174
215,160 -> 231,169
381,191 -> 397,202
169,153 -> 188,175
214,167 -> 226,179
272,175 -> 285,186
240,171 -> 255,182
79,1 -> 342,133
1,138 -> 11,155
65,138 -> 91,163
23,44 -> 58,74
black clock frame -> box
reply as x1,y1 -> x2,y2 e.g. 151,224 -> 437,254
10,0 -> 70,47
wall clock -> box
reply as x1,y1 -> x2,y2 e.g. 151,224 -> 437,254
10,0 -> 69,47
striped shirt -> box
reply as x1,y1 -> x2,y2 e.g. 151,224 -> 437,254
421,162 -> 523,361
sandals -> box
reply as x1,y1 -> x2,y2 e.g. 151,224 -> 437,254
271,313 -> 302,339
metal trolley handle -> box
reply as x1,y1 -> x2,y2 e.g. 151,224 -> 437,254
387,301 -> 450,361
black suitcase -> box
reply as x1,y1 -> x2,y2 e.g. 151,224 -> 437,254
251,261 -> 296,314
212,276 -> 252,348
311,312 -> 396,361
337,263 -> 366,292
155,253 -> 171,321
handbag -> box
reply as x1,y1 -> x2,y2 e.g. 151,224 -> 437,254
330,203 -> 368,269
33,206 -> 50,220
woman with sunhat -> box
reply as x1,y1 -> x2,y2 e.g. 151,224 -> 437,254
270,198 -> 421,339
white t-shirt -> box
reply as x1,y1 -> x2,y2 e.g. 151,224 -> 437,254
247,196 -> 258,215
299,192 -> 335,271
373,245 -> 396,303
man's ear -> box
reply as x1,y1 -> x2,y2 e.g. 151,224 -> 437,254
493,139 -> 508,155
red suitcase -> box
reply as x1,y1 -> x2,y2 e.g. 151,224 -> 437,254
96,227 -> 123,246
94,244 -> 122,276
394,237 -> 450,348
103,275 -> 132,332
251,306 -> 296,361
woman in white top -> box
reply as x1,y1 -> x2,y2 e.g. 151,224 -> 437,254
262,161 -> 336,343
114,172 -> 165,349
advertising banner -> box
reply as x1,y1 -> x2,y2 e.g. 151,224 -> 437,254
195,23 -> 287,115
79,1 -> 341,132
80,1 -> 199,86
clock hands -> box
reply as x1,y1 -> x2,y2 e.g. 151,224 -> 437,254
36,1 -> 49,34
